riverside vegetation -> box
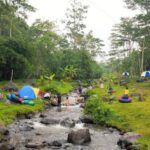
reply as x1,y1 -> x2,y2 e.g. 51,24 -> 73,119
84,80 -> 150,149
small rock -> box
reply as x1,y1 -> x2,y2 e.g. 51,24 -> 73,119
62,143 -> 73,149
60,118 -> 75,128
126,144 -> 141,150
118,132 -> 141,149
19,125 -> 34,131
49,141 -> 62,147
130,93 -> 141,97
35,132 -> 41,136
39,114 -> 47,118
80,103 -> 85,108
109,96 -> 116,101
108,128 -> 115,133
0,125 -> 9,135
25,113 -> 34,119
25,142 -> 44,149
80,116 -> 94,124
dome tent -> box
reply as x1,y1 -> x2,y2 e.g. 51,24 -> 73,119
18,85 -> 39,100
122,72 -> 129,76
141,71 -> 150,77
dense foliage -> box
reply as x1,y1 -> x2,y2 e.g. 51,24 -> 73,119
0,0 -> 104,80
84,95 -> 115,125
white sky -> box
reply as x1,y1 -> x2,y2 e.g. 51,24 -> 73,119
27,0 -> 136,61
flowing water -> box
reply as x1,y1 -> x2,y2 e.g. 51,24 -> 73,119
8,91 -> 122,150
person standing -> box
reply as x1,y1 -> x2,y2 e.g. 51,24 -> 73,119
78,85 -> 82,94
57,93 -> 62,112
100,78 -> 104,88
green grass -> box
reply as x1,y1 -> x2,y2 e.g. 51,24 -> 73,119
0,99 -> 44,125
85,81 -> 150,148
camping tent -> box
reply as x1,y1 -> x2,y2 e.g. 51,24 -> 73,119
122,72 -> 129,76
18,85 -> 39,100
141,71 -> 150,77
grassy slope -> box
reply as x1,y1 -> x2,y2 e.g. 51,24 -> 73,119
87,81 -> 150,148
0,99 -> 44,125
0,80 -> 73,125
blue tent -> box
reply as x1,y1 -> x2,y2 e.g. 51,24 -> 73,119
141,71 -> 150,77
18,85 -> 36,100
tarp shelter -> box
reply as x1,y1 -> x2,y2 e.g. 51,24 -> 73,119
18,85 -> 39,100
141,71 -> 150,77
122,72 -> 129,76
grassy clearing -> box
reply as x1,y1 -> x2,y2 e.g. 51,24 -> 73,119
0,80 -> 74,125
0,99 -> 44,125
85,81 -> 150,149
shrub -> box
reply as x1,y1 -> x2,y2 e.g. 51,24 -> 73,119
41,80 -> 73,95
84,95 -> 116,125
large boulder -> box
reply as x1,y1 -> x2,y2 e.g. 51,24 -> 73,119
0,143 -> 14,150
118,132 -> 141,149
60,118 -> 75,128
67,129 -> 91,145
0,125 -> 9,136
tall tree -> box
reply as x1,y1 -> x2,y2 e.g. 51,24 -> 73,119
0,0 -> 35,37
30,19 -> 61,77
64,0 -> 88,49
109,17 -> 137,58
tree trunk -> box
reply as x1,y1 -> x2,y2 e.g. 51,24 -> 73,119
9,19 -> 12,38
140,42 -> 144,73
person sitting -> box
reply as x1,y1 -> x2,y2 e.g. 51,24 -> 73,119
122,87 -> 129,99
6,92 -> 23,103
51,96 -> 58,106
108,85 -> 113,95
63,96 -> 70,106
124,87 -> 129,95
100,79 -> 104,88
108,84 -> 115,95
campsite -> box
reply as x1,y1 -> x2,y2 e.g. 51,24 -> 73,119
0,0 -> 150,149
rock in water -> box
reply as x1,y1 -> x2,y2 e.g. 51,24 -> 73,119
40,118 -> 59,125
118,132 -> 141,149
60,117 -> 75,128
67,129 -> 91,145
25,142 -> 44,149
80,115 -> 94,124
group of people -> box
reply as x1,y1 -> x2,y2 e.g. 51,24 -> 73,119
49,86 -> 83,107
63,86 -> 83,106
99,78 -> 131,102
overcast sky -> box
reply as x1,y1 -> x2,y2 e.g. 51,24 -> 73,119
27,0 -> 136,60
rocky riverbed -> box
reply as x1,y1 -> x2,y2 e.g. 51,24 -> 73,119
4,103 -> 122,150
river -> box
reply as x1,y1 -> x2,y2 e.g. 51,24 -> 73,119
8,91 -> 122,150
